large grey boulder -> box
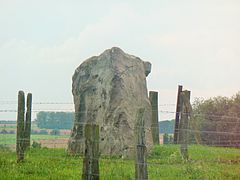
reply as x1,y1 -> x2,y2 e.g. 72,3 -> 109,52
68,47 -> 153,157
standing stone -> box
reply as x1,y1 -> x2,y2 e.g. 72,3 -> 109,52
68,47 -> 153,157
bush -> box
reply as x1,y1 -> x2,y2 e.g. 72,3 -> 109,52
0,129 -> 8,134
39,130 -> 48,135
192,92 -> 240,147
163,133 -> 173,144
32,141 -> 41,149
31,130 -> 38,134
31,129 -> 48,135
50,129 -> 60,135
0,144 -> 11,151
8,130 -> 15,134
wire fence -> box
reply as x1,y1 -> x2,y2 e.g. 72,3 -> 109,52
1,100 -> 240,144
1,100 -> 240,179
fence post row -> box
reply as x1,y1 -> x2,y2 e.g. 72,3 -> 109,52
174,85 -> 183,144
178,90 -> 191,160
135,108 -> 148,180
16,91 -> 32,163
149,91 -> 160,145
82,124 -> 100,180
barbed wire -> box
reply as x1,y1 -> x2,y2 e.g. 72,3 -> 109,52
1,109 -> 240,125
1,57 -> 239,178
0,101 -> 176,108
1,108 -> 240,121
1,119 -> 240,136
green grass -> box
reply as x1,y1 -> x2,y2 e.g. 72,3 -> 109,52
0,134 -> 69,145
0,145 -> 240,179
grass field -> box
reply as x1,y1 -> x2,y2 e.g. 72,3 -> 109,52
0,134 -> 69,145
0,145 -> 240,179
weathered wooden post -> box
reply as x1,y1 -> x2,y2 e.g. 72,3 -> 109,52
174,85 -> 183,144
16,91 -> 25,162
179,90 -> 190,160
135,108 -> 148,180
149,91 -> 160,145
82,124 -> 100,180
24,93 -> 32,150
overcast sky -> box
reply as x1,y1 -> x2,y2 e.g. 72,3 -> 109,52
0,0 -> 240,120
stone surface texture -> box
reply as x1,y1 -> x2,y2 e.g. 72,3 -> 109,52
68,47 -> 153,157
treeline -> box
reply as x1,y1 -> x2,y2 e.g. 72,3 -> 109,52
159,120 -> 174,134
192,92 -> 240,147
0,121 -> 16,124
36,112 -> 74,129
35,111 -> 175,133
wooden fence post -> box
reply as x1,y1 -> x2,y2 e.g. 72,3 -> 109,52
82,124 -> 100,180
179,90 -> 190,160
174,85 -> 183,144
149,91 -> 160,145
135,108 -> 148,180
24,93 -> 32,150
16,91 -> 25,162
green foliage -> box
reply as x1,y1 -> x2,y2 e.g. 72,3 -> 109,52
159,120 -> 175,134
36,112 -> 74,129
39,130 -> 48,135
0,145 -> 11,151
163,133 -> 173,144
0,121 -> 16,124
192,92 -> 240,147
50,129 -> 60,135
31,129 -> 49,135
32,141 -> 41,149
0,129 -> 8,134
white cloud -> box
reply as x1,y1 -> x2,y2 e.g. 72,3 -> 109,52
0,3 -> 143,65
0,0 -> 240,121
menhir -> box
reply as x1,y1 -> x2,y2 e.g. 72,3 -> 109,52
68,47 -> 153,157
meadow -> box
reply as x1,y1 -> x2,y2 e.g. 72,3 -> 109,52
0,134 -> 69,145
0,145 -> 240,179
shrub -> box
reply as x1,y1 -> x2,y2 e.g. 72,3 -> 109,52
39,130 -> 48,135
50,129 -> 60,135
32,141 -> 41,149
163,133 -> 174,144
0,129 -> 8,134
0,144 -> 10,151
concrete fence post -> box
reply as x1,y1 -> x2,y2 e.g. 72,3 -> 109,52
179,90 -> 191,160
174,85 -> 183,144
135,108 -> 148,180
16,91 -> 25,162
82,124 -> 100,180
149,91 -> 160,145
24,93 -> 32,150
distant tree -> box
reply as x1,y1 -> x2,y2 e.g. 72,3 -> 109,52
0,121 -> 15,124
159,120 -> 175,134
163,133 -> 173,144
169,135 -> 173,143
163,133 -> 169,144
8,130 -> 15,134
32,141 -> 41,149
0,129 -> 8,134
50,129 -> 60,135
38,130 -> 48,135
35,112 -> 74,129
192,92 -> 240,147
